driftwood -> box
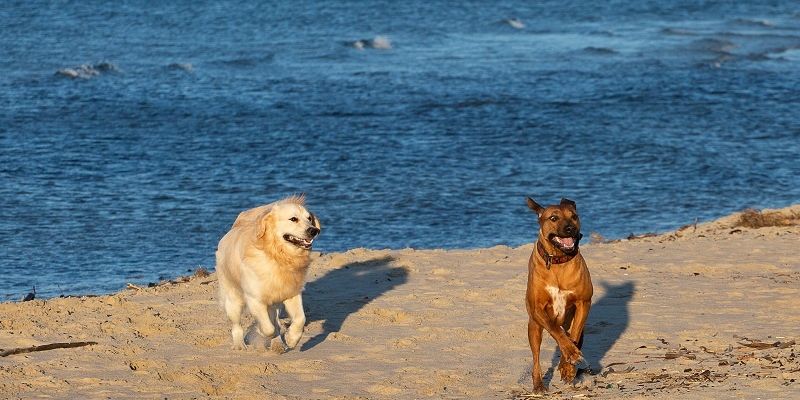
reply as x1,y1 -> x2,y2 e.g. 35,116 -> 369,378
0,341 -> 97,357
738,340 -> 795,350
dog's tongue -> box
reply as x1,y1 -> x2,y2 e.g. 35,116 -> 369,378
558,237 -> 575,247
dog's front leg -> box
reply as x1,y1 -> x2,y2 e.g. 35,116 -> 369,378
531,301 -> 583,367
567,300 -> 590,349
558,300 -> 591,383
283,294 -> 306,349
245,295 -> 279,341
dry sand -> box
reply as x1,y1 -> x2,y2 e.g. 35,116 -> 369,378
1,206 -> 799,399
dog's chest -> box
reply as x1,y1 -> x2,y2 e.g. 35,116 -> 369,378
545,285 -> 574,318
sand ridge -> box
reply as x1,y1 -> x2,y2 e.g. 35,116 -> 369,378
1,206 -> 799,399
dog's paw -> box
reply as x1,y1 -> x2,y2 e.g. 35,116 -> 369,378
561,343 -> 583,366
558,359 -> 577,383
256,326 -> 277,340
231,341 -> 247,351
531,381 -> 547,395
285,332 -> 303,349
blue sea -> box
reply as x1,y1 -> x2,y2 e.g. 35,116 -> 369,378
2,1 -> 799,299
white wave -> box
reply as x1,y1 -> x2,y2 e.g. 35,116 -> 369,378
55,62 -> 118,79
168,62 -> 193,72
733,18 -> 775,28
371,35 -> 392,49
349,35 -> 392,50
504,18 -> 525,29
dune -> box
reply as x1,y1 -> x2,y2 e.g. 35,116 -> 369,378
1,206 -> 798,399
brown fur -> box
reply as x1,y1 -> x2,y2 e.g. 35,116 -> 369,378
525,197 -> 593,394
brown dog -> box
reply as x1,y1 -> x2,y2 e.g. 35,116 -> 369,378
525,197 -> 593,393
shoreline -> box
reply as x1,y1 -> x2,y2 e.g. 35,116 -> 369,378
7,204 -> 798,303
1,205 -> 798,398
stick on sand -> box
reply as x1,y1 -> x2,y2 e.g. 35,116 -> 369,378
0,341 -> 98,357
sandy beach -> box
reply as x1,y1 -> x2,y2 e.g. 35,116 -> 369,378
1,206 -> 798,399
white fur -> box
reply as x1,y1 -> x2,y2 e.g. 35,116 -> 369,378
546,285 -> 573,319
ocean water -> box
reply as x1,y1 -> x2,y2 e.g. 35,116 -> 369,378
1,1 -> 799,299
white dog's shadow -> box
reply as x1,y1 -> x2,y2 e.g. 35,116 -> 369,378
300,256 -> 408,351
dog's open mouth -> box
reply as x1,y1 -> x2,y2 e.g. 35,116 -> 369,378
283,234 -> 314,250
550,235 -> 578,252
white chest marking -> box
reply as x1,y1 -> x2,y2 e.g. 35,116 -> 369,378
546,285 -> 574,318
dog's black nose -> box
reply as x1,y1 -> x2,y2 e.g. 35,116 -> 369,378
565,225 -> 576,236
307,226 -> 320,237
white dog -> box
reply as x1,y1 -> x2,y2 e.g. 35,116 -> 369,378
215,195 -> 321,351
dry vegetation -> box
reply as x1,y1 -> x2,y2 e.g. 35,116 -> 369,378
734,208 -> 800,229
589,231 -> 608,244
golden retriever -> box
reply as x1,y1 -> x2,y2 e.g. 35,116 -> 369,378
215,195 -> 321,351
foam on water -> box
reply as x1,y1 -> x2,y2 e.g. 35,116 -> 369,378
55,62 -> 119,79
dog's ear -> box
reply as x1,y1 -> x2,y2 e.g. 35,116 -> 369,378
526,197 -> 544,216
256,210 -> 273,239
560,198 -> 577,210
310,213 -> 321,230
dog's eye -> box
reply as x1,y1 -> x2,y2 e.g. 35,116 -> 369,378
549,215 -> 558,222
572,215 -> 579,221
307,215 -> 313,222
289,217 -> 298,222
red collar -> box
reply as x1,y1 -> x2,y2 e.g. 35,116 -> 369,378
536,240 -> 578,270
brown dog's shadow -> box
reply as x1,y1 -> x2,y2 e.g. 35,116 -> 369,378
300,255 -> 408,351
580,281 -> 635,373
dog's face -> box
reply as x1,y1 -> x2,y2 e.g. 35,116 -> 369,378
526,197 -> 582,255
259,202 -> 321,251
